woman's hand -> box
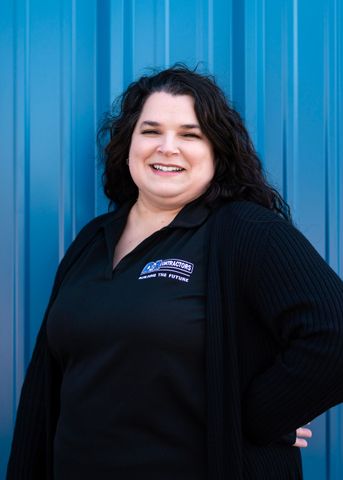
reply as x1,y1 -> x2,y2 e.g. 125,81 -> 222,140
293,426 -> 312,447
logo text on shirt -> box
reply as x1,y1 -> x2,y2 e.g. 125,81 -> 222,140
138,258 -> 194,283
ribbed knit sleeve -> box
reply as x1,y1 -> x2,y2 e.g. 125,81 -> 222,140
6,212 -> 114,479
6,286 -> 61,479
243,220 -> 343,446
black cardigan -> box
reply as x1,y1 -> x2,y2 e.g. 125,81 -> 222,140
7,201 -> 343,479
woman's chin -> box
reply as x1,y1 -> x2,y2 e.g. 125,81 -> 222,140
137,188 -> 195,207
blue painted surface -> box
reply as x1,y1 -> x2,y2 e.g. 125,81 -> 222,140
0,0 -> 342,478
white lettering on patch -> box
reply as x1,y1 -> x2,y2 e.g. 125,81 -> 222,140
139,258 -> 194,283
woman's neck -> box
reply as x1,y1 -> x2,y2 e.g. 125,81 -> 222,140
130,196 -> 183,228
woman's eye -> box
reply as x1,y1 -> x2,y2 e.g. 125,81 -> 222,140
141,129 -> 159,135
182,133 -> 201,138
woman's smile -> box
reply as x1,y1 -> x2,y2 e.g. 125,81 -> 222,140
149,163 -> 185,175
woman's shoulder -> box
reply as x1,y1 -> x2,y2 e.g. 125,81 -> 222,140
211,200 -> 330,268
55,210 -> 119,279
75,210 -> 118,240
214,200 -> 286,225
210,200 -> 304,258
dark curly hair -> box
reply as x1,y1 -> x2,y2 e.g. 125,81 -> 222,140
98,65 -> 291,221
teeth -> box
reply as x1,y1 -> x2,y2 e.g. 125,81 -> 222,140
152,164 -> 183,172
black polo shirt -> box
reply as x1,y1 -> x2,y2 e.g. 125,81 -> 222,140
47,197 -> 213,480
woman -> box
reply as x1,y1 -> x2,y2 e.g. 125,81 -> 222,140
7,66 -> 343,479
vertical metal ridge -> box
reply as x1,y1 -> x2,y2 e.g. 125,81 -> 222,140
281,0 -> 288,202
207,0 -> 214,71
336,0 -> 342,277
326,409 -> 331,480
59,0 -> 65,257
123,0 -> 133,84
195,0 -> 206,67
109,0 -> 123,100
61,0 -> 73,254
164,0 -> 170,65
23,0 -> 31,367
323,3 -> 329,266
152,0 -> 164,68
282,116 -> 288,202
13,0 -> 25,406
0,2 -> 16,472
71,0 -> 76,238
257,0 -> 265,160
12,0 -> 18,419
231,0 -> 235,97
153,0 -> 158,65
292,0 -> 299,212
94,0 -> 100,215
131,0 -> 135,76
330,0 -> 343,444
95,0 -> 110,215
93,1 -> 98,217
232,0 -> 244,112
244,0 -> 259,146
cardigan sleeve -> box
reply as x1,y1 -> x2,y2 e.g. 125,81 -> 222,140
6,270 -> 64,479
242,220 -> 343,446
6,213 -> 112,479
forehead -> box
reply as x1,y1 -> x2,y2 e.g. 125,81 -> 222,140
138,92 -> 197,121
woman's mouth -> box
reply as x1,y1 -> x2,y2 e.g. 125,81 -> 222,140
150,164 -> 185,174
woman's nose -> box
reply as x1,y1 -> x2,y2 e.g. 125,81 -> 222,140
156,135 -> 179,156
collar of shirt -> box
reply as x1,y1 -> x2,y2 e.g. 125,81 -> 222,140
102,194 -> 213,233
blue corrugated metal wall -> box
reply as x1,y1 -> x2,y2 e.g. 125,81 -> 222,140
0,1 -> 342,478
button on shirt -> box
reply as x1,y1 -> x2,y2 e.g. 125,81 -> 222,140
47,198 -> 213,480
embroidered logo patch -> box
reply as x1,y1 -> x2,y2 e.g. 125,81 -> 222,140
139,258 -> 194,283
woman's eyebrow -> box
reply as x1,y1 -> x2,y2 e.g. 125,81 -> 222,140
140,120 -> 201,129
140,120 -> 160,127
180,124 -> 201,129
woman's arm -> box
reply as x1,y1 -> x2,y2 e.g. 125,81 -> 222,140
6,213 -> 112,479
243,220 -> 343,445
6,323 -> 56,479
6,248 -> 69,479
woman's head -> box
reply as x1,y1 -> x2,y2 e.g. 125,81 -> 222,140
99,65 -> 290,220
127,91 -> 215,210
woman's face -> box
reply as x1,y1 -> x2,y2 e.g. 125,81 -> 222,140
128,91 -> 215,210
